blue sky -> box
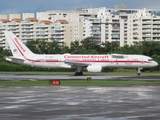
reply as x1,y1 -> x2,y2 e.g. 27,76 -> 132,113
0,0 -> 160,14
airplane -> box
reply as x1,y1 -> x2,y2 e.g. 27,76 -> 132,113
4,31 -> 158,76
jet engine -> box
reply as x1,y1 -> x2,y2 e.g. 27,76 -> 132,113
86,64 -> 102,72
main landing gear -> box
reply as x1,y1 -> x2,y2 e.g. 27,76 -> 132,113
137,68 -> 142,76
74,67 -> 83,76
74,71 -> 83,76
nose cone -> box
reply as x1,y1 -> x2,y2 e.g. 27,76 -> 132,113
154,61 -> 158,67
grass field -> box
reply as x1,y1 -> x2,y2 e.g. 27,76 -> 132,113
0,80 -> 160,87
0,71 -> 159,86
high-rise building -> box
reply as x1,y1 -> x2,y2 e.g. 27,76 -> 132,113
1,6 -> 160,49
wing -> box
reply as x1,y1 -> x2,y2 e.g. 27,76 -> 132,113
64,60 -> 90,67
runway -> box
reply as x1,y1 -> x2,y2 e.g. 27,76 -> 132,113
0,73 -> 160,81
1,74 -> 160,119
0,86 -> 160,120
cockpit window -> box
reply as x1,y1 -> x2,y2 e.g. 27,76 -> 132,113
148,59 -> 153,61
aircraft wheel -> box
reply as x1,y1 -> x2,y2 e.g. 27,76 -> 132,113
74,72 -> 78,76
79,72 -> 83,75
74,72 -> 83,76
137,73 -> 141,76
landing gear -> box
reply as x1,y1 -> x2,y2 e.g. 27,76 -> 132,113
74,71 -> 83,76
137,68 -> 142,76
74,67 -> 83,76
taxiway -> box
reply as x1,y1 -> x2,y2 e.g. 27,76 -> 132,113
0,74 -> 160,81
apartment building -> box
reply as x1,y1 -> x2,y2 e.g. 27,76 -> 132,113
83,7 -> 160,46
1,6 -> 160,49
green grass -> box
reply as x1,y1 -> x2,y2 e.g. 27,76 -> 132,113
61,80 -> 160,86
0,80 -> 160,87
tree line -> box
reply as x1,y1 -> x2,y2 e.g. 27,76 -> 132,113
0,37 -> 160,72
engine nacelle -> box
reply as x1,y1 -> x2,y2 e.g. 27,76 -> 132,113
86,65 -> 102,72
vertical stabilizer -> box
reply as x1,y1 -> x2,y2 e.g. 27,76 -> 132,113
4,31 -> 34,58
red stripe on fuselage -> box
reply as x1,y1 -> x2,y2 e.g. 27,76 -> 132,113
42,60 -> 150,63
67,60 -> 150,63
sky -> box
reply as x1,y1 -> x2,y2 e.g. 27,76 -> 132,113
0,0 -> 160,14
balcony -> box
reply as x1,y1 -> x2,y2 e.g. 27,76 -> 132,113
36,36 -> 48,39
92,19 -> 100,23
92,27 -> 100,31
133,37 -> 139,40
112,20 -> 119,23
0,40 -> 5,43
153,20 -> 160,23
153,34 -> 160,37
54,32 -> 64,35
21,25 -> 33,28
92,34 -> 100,38
133,34 -> 139,37
92,31 -> 100,34
36,32 -> 48,35
133,20 -> 138,22
0,44 -> 5,47
142,34 -> 151,37
36,28 -> 48,31
92,24 -> 100,26
112,27 -> 120,30
153,29 -> 160,32
152,25 -> 160,28
21,28 -> 33,31
0,27 -> 5,30
153,37 -> 160,40
54,36 -> 64,39
133,29 -> 139,32
55,39 -> 64,42
0,33 -> 4,37
22,36 -> 33,39
142,37 -> 151,40
22,33 -> 33,35
142,25 -> 151,28
54,27 -> 63,31
142,21 -> 151,23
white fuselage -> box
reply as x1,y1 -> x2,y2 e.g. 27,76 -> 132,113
4,31 -> 158,74
19,54 -> 158,69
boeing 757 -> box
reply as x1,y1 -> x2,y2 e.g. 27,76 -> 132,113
4,31 -> 158,76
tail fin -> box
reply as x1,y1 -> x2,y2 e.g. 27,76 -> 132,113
4,31 -> 34,58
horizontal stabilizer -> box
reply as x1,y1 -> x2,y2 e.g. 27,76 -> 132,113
5,56 -> 24,64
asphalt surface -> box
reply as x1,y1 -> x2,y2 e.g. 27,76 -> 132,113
1,74 -> 160,120
0,74 -> 160,81
0,86 -> 160,120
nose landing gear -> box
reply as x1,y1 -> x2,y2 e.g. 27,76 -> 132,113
137,68 -> 142,76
